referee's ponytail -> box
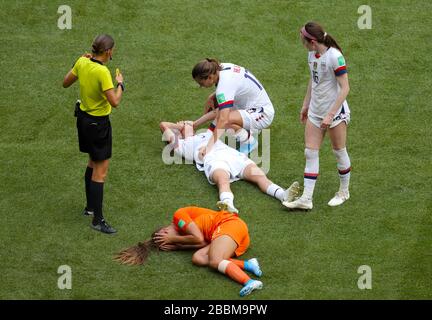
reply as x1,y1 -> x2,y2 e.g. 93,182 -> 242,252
91,34 -> 115,55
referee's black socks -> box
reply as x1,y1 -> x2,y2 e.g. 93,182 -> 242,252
85,166 -> 94,212
88,180 -> 104,224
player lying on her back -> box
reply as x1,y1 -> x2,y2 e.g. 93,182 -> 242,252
159,121 -> 299,214
115,206 -> 263,297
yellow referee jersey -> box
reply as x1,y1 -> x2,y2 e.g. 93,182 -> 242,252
71,57 -> 114,116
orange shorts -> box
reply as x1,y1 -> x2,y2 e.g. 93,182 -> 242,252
211,217 -> 250,257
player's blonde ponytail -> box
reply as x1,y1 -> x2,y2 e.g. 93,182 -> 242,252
114,228 -> 163,265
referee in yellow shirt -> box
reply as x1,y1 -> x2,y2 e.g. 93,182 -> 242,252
63,34 -> 124,234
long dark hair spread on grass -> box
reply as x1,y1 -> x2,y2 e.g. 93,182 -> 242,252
302,22 -> 343,53
114,228 -> 163,265
192,58 -> 222,80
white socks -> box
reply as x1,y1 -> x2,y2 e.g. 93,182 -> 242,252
266,183 -> 285,201
220,192 -> 234,207
301,147 -> 351,201
333,148 -> 351,192
303,148 -> 319,200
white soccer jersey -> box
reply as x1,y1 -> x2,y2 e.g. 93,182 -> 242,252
308,47 -> 349,118
175,131 -> 212,171
174,130 -> 253,183
215,63 -> 274,117
174,130 -> 236,170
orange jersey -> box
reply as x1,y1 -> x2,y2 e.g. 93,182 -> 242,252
172,206 -> 250,256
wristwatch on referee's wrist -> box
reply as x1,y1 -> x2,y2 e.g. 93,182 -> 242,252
117,82 -> 125,92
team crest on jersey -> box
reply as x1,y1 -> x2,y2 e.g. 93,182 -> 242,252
216,93 -> 226,104
338,56 -> 345,66
313,62 -> 318,70
321,61 -> 327,71
233,66 -> 241,73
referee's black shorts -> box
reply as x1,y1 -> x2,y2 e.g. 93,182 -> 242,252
76,108 -> 112,161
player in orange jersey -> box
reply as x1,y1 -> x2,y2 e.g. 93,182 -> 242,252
114,206 -> 263,297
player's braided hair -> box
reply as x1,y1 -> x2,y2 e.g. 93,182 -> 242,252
192,58 -> 222,80
303,22 -> 343,54
91,34 -> 115,55
114,228 -> 163,265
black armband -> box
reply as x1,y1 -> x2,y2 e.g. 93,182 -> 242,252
117,82 -> 125,92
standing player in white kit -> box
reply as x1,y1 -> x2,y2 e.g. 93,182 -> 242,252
284,22 -> 352,210
192,58 -> 275,157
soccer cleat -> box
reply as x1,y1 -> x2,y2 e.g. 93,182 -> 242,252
91,219 -> 117,234
282,196 -> 313,210
216,200 -> 239,214
82,207 -> 94,216
240,279 -> 263,297
328,190 -> 350,207
245,258 -> 263,277
238,138 -> 258,155
282,181 -> 300,203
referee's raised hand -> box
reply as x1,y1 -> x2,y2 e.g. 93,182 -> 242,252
115,70 -> 124,84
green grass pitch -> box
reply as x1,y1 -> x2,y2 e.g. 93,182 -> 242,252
0,0 -> 430,299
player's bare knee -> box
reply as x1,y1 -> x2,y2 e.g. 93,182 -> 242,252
208,257 -> 223,270
244,164 -> 264,180
93,175 -> 106,183
217,180 -> 230,189
92,169 -> 107,182
212,170 -> 228,183
192,252 -> 208,267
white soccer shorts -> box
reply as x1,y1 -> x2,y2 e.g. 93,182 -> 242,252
204,149 -> 254,185
238,106 -> 274,131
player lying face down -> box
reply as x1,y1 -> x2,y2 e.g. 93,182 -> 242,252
115,206 -> 263,297
159,121 -> 300,214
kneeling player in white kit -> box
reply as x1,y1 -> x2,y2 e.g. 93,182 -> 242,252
192,58 -> 275,156
160,121 -> 299,214
284,22 -> 352,210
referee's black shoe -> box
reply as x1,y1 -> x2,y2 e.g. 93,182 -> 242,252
91,219 -> 117,234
